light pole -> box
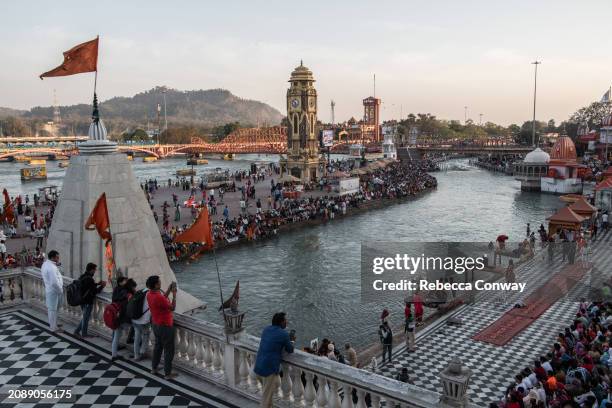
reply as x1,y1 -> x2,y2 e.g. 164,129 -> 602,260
531,60 -> 541,147
162,89 -> 168,133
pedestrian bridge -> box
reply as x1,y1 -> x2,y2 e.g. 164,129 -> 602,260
0,267 -> 460,408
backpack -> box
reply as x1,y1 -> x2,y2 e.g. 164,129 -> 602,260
103,302 -> 122,330
66,279 -> 83,306
126,289 -> 147,320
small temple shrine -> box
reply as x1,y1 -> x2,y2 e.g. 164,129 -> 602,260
540,136 -> 587,194
547,206 -> 586,235
514,147 -> 550,191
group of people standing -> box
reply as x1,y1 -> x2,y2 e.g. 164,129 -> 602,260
41,249 -> 180,380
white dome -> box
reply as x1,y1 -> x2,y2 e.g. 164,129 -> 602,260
523,147 -> 550,163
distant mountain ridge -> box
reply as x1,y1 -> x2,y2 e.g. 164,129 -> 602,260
21,87 -> 283,127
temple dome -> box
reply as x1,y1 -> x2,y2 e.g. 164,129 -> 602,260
549,136 -> 577,162
289,61 -> 315,82
523,148 -> 550,163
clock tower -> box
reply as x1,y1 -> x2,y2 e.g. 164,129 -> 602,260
281,61 -> 323,182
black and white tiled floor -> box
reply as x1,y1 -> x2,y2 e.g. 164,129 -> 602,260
378,232 -> 612,407
0,312 -> 237,408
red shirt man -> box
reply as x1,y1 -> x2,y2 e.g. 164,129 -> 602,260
147,290 -> 174,326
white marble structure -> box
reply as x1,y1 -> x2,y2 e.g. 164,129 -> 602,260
46,98 -> 203,313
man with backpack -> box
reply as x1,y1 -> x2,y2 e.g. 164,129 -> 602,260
128,281 -> 151,361
73,263 -> 106,339
110,277 -> 136,362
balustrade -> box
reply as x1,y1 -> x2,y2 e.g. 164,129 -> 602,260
8,268 -> 450,408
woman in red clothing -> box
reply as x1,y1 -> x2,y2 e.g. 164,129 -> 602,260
413,292 -> 424,325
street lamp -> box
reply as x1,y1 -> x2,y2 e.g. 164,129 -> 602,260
531,60 -> 541,147
162,89 -> 168,132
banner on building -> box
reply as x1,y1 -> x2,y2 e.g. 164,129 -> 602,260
322,129 -> 334,147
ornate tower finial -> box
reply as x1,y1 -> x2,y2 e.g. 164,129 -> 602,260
300,59 -> 303,67
92,93 -> 100,123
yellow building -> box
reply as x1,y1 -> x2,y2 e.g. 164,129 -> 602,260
280,61 -> 324,182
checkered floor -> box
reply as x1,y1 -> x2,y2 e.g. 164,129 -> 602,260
0,312 -> 237,408
377,231 -> 612,407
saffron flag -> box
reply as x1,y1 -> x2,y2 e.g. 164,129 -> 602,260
40,37 -> 99,79
2,189 -> 15,225
84,193 -> 112,242
174,206 -> 214,249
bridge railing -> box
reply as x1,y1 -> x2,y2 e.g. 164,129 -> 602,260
9,268 -> 461,408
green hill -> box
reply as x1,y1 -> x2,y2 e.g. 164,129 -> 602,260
25,87 -> 283,127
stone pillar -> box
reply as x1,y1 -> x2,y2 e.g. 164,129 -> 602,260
439,358 -> 472,408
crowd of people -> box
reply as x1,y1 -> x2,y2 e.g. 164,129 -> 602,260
0,190 -> 56,269
41,249 -> 181,380
160,160 -> 438,261
497,300 -> 612,408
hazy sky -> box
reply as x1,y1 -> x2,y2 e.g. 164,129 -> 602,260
2,0 -> 611,125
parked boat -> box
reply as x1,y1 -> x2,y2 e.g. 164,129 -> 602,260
21,166 -> 47,181
143,156 -> 158,163
176,169 -> 196,176
223,154 -> 234,161
187,158 -> 208,165
29,159 -> 47,166
58,161 -> 69,168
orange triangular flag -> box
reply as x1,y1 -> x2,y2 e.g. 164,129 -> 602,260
84,193 -> 112,242
174,206 -> 214,249
40,37 -> 99,79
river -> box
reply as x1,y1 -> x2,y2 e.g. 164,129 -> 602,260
0,155 -> 564,349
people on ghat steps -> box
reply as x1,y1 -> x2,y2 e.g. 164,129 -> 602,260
498,300 -> 612,408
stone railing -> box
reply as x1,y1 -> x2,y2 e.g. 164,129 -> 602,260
4,267 -> 471,408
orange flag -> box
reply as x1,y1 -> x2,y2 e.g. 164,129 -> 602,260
84,193 -> 112,242
40,37 -> 99,79
2,189 -> 14,225
174,206 -> 214,249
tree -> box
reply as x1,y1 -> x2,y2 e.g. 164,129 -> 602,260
212,121 -> 240,142
570,101 -> 612,130
0,116 -> 29,137
546,119 -> 556,132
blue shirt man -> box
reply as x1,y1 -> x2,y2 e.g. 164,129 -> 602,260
254,312 -> 294,407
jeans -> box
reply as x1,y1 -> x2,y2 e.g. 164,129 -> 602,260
74,303 -> 93,336
133,323 -> 150,358
152,324 -> 175,375
45,290 -> 61,331
111,324 -> 128,358
382,344 -> 392,362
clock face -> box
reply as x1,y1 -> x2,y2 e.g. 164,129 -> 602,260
291,99 -> 299,109
309,99 -> 315,108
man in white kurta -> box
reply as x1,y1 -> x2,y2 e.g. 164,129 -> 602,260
41,250 -> 63,332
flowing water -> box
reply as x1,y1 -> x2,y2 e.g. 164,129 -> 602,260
0,156 -> 564,349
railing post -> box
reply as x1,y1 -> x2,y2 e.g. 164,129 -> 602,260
223,335 -> 240,388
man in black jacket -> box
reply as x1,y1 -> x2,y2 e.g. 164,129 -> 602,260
74,263 -> 106,339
